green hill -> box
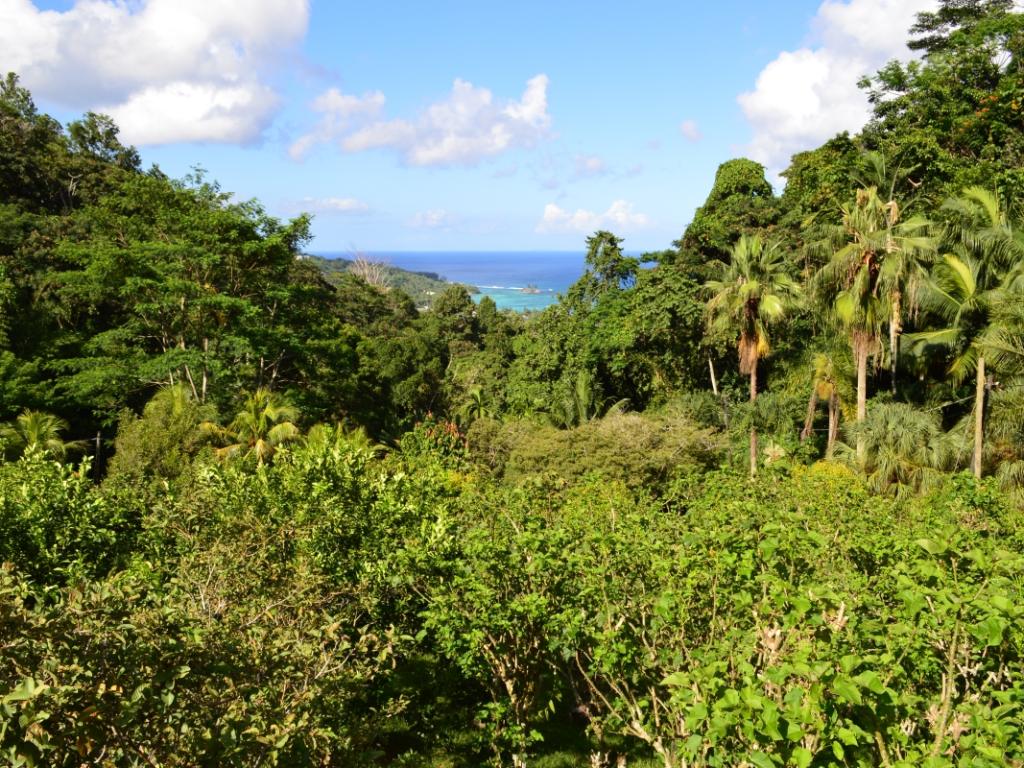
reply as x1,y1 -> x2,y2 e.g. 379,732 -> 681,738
305,253 -> 477,309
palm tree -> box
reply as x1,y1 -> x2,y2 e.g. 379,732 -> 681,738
547,369 -> 628,429
813,185 -> 932,459
303,422 -> 385,459
457,386 -> 493,425
908,255 -> 1005,477
850,152 -> 935,394
705,235 -> 800,477
202,388 -> 301,465
838,402 -> 952,498
0,409 -> 84,460
799,345 -> 853,459
908,188 -> 1024,477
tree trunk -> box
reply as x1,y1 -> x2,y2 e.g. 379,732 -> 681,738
827,391 -> 839,459
749,363 -> 758,478
890,291 -> 901,396
800,387 -> 819,442
710,357 -> 729,429
856,338 -> 868,462
201,337 -> 209,403
973,355 -> 985,479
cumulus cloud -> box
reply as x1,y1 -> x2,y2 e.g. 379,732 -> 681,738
679,119 -> 702,142
0,0 -> 309,145
291,75 -> 551,166
536,200 -> 650,234
288,88 -> 386,160
738,0 -> 936,172
407,209 -> 458,229
300,196 -> 371,214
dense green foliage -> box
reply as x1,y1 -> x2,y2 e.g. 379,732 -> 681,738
4,3 -> 1024,765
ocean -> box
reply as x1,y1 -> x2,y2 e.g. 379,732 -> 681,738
318,251 -> 588,312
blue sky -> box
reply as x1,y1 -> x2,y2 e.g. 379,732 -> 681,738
4,0 -> 934,252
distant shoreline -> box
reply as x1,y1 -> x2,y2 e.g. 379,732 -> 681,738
310,251 -> 588,312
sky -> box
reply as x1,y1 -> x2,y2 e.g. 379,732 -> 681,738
1,0 -> 936,252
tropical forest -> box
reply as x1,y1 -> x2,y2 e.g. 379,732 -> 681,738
3,2 -> 1024,766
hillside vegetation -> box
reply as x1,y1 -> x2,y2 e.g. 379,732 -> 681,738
3,3 -> 1024,766
307,253 -> 477,309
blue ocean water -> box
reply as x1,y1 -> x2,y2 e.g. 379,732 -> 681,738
318,251 -> 587,311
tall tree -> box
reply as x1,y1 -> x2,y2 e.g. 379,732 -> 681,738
861,2 -> 1024,202
908,0 -> 1018,54
704,235 -> 800,476
677,159 -> 779,273
858,153 -> 936,393
813,185 -> 931,458
909,188 -> 1024,477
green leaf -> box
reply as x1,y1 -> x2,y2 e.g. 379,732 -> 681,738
853,670 -> 885,694
686,702 -> 709,730
970,616 -> 1006,647
748,750 -> 777,768
3,678 -> 45,703
792,746 -> 813,768
662,671 -> 689,687
915,538 -> 947,555
831,676 -> 862,705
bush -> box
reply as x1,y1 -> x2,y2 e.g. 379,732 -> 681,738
0,451 -> 141,584
468,412 -> 722,492
105,384 -> 215,488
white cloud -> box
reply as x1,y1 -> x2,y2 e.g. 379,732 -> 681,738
0,0 -> 309,145
300,196 -> 371,214
679,119 -> 702,142
738,0 -> 936,172
407,209 -> 457,229
288,89 -> 386,160
536,200 -> 651,234
291,74 -> 552,166
572,153 -> 607,180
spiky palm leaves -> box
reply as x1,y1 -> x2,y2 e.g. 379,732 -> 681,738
908,188 -> 1024,477
457,386 -> 494,426
548,369 -> 629,429
0,410 -> 84,460
813,185 -> 934,458
800,344 -> 855,458
973,293 -> 1024,494
202,388 -> 300,466
705,235 -> 800,476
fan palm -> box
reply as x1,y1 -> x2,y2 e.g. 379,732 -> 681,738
837,402 -> 952,498
853,153 -> 934,393
202,388 -> 301,465
705,235 -> 800,477
0,409 -> 84,460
